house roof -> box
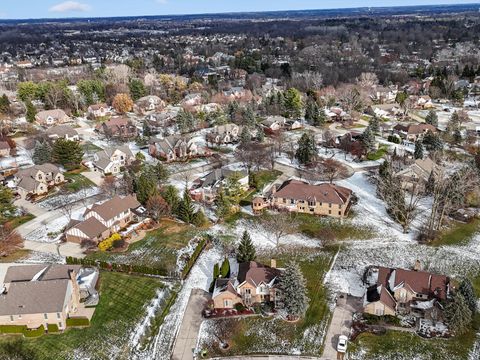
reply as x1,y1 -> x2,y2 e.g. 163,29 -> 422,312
273,180 -> 352,205
201,168 -> 247,188
45,125 -> 78,137
3,264 -> 81,283
93,146 -> 134,170
212,278 -> 241,299
71,216 -> 109,239
84,195 -> 140,222
0,280 -> 71,316
394,123 -> 436,135
35,109 -> 68,122
88,103 -> 108,111
237,261 -> 281,288
0,141 -> 10,150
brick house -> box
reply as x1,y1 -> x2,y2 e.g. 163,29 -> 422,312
96,117 -> 138,139
14,163 -> 65,198
253,179 -> 353,219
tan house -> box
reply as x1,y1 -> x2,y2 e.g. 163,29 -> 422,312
206,123 -> 240,145
14,163 -> 65,198
393,123 -> 437,142
190,168 -> 249,203
149,135 -> 203,162
92,146 -> 135,176
0,264 -> 98,331
212,261 -> 281,309
35,109 -> 70,127
253,179 -> 353,219
364,265 -> 449,317
96,117 -> 138,139
135,95 -> 165,114
396,157 -> 437,190
87,103 -> 113,119
65,195 -> 141,243
45,125 -> 80,141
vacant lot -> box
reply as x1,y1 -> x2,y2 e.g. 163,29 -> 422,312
0,271 -> 170,360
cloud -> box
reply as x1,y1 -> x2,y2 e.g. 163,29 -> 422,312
156,0 -> 168,4
49,1 -> 91,13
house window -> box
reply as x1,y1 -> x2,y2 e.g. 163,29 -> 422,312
328,210 -> 331,215
57,313 -> 61,319
283,198 -> 287,204
223,299 -> 231,308
338,211 -> 341,216
290,199 -> 295,205
329,203 -> 332,208
308,200 -> 315,207
44,314 -> 48,320
18,314 -> 22,319
58,322 -> 62,329
9,315 -> 13,322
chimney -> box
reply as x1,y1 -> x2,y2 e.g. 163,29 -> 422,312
271,184 -> 277,195
414,260 -> 422,271
270,259 -> 277,269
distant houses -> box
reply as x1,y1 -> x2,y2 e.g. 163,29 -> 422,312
45,125 -> 80,141
95,117 -> 137,140
190,168 -> 249,203
393,123 -> 437,142
206,123 -> 240,145
149,135 -> 207,162
35,109 -> 70,127
87,103 -> 113,119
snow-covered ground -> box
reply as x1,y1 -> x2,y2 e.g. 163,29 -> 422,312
38,186 -> 101,211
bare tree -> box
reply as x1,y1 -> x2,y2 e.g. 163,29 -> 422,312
100,176 -> 119,197
256,212 -> 299,247
0,224 -> 23,257
56,189 -> 75,222
146,195 -> 171,222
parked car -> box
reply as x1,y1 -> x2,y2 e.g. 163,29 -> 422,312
337,335 -> 348,353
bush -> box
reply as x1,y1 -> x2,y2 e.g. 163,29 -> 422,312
0,325 -> 26,334
66,317 -> 90,327
112,239 -> 126,249
220,258 -> 230,278
47,324 -> 60,333
182,238 -> 207,279
98,233 -> 122,251
387,135 -> 401,144
234,303 -> 246,312
23,325 -> 45,338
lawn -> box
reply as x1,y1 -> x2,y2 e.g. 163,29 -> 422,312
295,213 -> 374,241
64,172 -> 96,192
3,213 -> 35,229
82,141 -> 103,153
0,249 -> 31,263
366,145 -> 388,161
200,248 -> 337,357
87,220 -> 202,276
242,169 -> 283,204
0,271 -> 170,360
348,329 -> 478,360
430,219 -> 480,247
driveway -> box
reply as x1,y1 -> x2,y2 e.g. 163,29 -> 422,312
321,294 -> 362,360
172,289 -> 211,360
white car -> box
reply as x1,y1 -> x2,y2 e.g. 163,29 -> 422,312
337,335 -> 348,353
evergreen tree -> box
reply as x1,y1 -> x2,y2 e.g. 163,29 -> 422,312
51,139 -> 83,170
256,126 -> 265,142
236,230 -> 256,263
128,79 -> 147,101
379,159 -> 390,179
315,107 -> 326,127
215,189 -> 232,220
295,133 -> 317,165
32,141 -> 52,165
361,125 -> 376,153
425,170 -> 435,195
425,110 -> 438,127
423,132 -> 443,152
279,261 -> 309,319
178,190 -> 195,224
0,185 -> 15,222
243,106 -> 256,127
162,185 -> 180,214
445,293 -> 472,335
192,209 -> 208,227
414,140 -> 424,159
25,100 -> 37,123
283,88 -> 303,119
135,171 -> 158,204
143,121 -> 152,138
220,258 -> 231,278
370,116 -> 380,133
305,99 -> 320,125
240,126 -> 252,146
459,279 -> 477,315
0,94 -> 10,114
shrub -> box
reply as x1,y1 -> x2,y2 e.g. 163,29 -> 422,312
220,258 -> 230,278
66,317 -> 90,327
112,239 -> 126,249
234,303 -> 246,312
387,135 -> 401,144
98,233 -> 122,251
47,324 -> 60,333
23,325 -> 45,338
0,325 -> 26,334
182,238 -> 207,279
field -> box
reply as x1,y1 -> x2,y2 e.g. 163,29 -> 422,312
430,219 -> 480,247
63,172 -> 96,192
87,220 -> 202,276
197,248 -> 337,357
0,272 -> 171,360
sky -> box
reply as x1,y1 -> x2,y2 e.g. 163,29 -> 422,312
0,0 -> 479,19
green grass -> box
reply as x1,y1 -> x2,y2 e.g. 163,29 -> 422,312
202,249 -> 337,356
366,145 -> 388,161
82,142 -> 103,153
4,213 -> 35,229
0,272 -> 168,360
251,169 -> 282,190
296,213 -> 374,241
64,172 -> 96,192
349,329 -> 478,360
0,249 -> 31,263
430,219 -> 480,247
86,220 -> 201,275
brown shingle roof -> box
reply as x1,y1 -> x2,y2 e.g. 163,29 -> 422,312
237,261 -> 281,287
72,217 -> 108,239
4,264 -> 81,283
273,180 -> 352,205
85,195 -> 140,222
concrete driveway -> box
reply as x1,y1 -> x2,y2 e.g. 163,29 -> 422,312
322,294 -> 363,360
172,289 -> 211,360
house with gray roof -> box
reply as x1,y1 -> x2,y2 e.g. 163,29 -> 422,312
190,168 -> 248,203
148,135 -> 202,162
14,163 -> 64,199
0,264 -> 98,331
35,109 -> 70,127
92,146 -> 135,176
45,125 -> 79,141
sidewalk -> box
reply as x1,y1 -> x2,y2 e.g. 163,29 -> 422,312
172,289 -> 211,360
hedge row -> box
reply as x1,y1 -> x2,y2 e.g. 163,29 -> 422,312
47,324 -> 60,333
0,325 -> 45,337
66,257 -> 167,276
181,238 -> 207,280
66,317 -> 90,327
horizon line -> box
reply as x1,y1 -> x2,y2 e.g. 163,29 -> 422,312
0,2 -> 479,22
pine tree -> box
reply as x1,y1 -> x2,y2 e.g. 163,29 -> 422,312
32,141 -> 52,165
459,279 -> 477,314
370,116 -> 380,133
51,139 -> 84,170
220,258 -> 230,278
305,99 -> 320,125
243,106 -> 256,127
361,125 -> 376,153
162,185 -> 180,214
315,108 -> 326,127
240,126 -> 252,146
25,100 -> 37,123
0,185 -> 15,222
192,209 -> 208,227
143,121 -> 152,138
445,293 -> 472,335
256,126 -> 265,142
423,132 -> 443,152
414,140 -> 424,159
279,261 -> 308,319
425,110 -> 438,127
379,159 -> 390,179
135,172 -> 158,204
0,94 -> 10,114
236,230 -> 256,263
295,133 -> 317,165
215,189 -> 232,220
178,190 -> 195,224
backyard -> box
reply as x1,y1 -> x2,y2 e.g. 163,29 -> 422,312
0,271 -> 171,360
